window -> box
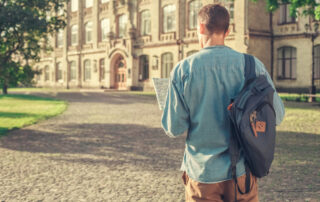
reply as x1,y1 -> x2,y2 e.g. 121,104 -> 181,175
118,15 -> 127,38
84,60 -> 91,81
36,66 -> 41,81
140,10 -> 151,36
189,0 -> 202,29
100,59 -> 105,81
85,0 -> 93,8
56,29 -> 63,48
70,61 -> 77,80
101,0 -> 109,3
161,52 -> 173,78
187,50 -> 198,57
71,25 -> 78,46
71,0 -> 78,12
45,66 -> 50,81
163,4 -> 176,33
279,4 -> 296,24
101,18 -> 110,41
85,21 -> 93,43
57,6 -> 64,16
139,55 -> 149,81
314,45 -> 320,80
56,62 -> 63,81
277,47 -> 297,80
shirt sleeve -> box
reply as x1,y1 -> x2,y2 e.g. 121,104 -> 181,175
254,57 -> 285,126
161,65 -> 190,138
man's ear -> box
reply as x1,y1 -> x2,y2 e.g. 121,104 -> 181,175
199,23 -> 206,35
224,28 -> 230,38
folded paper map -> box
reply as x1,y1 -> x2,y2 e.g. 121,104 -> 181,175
152,78 -> 169,110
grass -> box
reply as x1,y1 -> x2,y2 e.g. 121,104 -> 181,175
279,93 -> 320,102
7,87 -> 77,92
0,94 -> 67,136
259,101 -> 320,201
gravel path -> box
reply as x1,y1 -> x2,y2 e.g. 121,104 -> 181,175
0,92 -> 186,202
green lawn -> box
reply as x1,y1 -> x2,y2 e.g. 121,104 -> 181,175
0,94 -> 67,136
260,101 -> 320,201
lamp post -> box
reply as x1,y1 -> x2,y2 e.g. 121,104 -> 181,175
305,21 -> 319,102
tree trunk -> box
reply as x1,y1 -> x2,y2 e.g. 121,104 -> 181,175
2,83 -> 8,94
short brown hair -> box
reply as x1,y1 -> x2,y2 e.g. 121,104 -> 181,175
198,4 -> 230,35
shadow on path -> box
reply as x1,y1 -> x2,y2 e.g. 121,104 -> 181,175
0,123 -> 185,171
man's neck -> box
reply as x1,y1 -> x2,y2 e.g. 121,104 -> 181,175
201,34 -> 225,48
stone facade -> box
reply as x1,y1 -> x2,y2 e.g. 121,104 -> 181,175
34,0 -> 320,93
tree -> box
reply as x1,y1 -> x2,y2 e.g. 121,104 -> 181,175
254,0 -> 320,19
0,0 -> 68,94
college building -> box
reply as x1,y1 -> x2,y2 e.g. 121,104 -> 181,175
34,0 -> 320,93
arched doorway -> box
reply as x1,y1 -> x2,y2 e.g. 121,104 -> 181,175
113,55 -> 127,90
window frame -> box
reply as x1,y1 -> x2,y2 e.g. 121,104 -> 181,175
45,66 -> 50,81
100,58 -> 105,81
85,21 -> 93,44
139,55 -> 149,81
163,4 -> 176,33
314,45 -> 320,80
277,46 -> 297,80
188,0 -> 202,30
84,60 -> 91,81
70,61 -> 77,81
56,62 -> 63,81
85,0 -> 93,8
140,10 -> 151,36
71,0 -> 78,12
279,3 -> 297,25
118,14 -> 127,38
101,18 -> 110,41
161,52 -> 174,78
71,25 -> 78,46
56,29 -> 64,48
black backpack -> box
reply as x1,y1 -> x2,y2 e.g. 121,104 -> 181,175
228,54 -> 276,200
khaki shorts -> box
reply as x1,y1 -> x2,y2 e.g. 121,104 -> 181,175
182,171 -> 259,202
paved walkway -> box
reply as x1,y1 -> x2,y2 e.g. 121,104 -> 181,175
0,92 -> 186,201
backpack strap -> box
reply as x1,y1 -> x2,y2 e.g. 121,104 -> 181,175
244,54 -> 256,85
229,54 -> 256,202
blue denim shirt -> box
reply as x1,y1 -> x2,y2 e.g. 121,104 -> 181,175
161,45 -> 285,183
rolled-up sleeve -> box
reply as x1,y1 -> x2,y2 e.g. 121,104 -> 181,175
254,57 -> 285,125
161,70 -> 190,138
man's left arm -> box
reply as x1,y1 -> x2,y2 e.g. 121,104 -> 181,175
161,64 -> 190,138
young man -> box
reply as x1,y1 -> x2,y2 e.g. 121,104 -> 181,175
161,4 -> 285,202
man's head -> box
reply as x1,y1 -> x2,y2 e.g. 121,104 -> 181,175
197,4 -> 230,48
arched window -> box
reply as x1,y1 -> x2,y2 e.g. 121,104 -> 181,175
85,21 -> 93,44
45,66 -> 50,81
71,25 -> 78,46
101,18 -> 110,41
139,55 -> 149,81
163,4 -> 176,33
71,0 -> 78,12
187,50 -> 198,57
56,29 -> 63,48
70,61 -> 77,80
189,0 -> 202,29
84,60 -> 91,81
277,46 -> 297,80
314,45 -> 320,79
118,15 -> 127,38
56,62 -> 63,81
140,10 -> 151,35
161,52 -> 173,78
